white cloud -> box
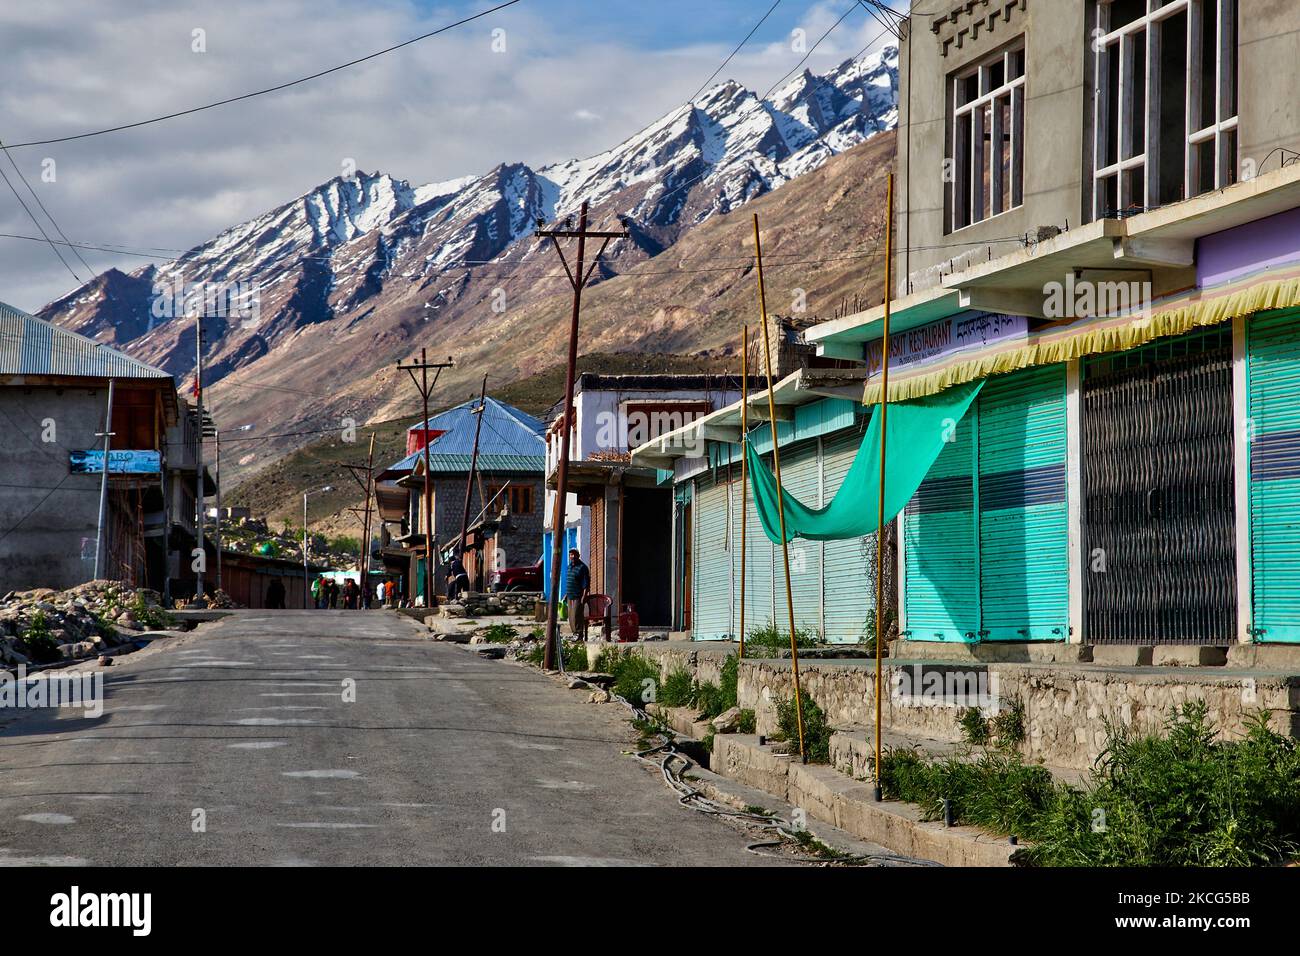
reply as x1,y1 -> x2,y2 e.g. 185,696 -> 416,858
0,0 -> 897,311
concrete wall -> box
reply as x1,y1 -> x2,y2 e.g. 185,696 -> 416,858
1239,0 -> 1300,173
896,0 -> 1300,296
896,0 -> 1085,296
0,386 -> 107,591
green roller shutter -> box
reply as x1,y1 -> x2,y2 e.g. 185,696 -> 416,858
692,474 -> 734,640
1248,308 -> 1300,643
978,364 -> 1069,641
904,410 -> 978,642
781,442 -> 824,639
823,426 -> 876,642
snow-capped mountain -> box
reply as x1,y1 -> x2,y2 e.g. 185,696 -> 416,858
41,46 -> 897,473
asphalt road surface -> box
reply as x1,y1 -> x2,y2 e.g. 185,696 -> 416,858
0,610 -> 788,866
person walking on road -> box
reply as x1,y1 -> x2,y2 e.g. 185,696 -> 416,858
565,548 -> 590,638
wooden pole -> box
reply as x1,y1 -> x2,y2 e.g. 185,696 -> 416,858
458,374 -> 489,559
738,324 -> 749,659
873,173 -> 895,799
752,213 -> 805,761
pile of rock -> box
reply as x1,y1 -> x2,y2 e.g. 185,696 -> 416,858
201,589 -> 240,609
441,590 -> 541,618
0,580 -> 172,668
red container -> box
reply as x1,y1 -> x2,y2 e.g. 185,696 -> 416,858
617,604 -> 639,642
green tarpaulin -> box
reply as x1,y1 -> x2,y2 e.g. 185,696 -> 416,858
745,381 -> 984,543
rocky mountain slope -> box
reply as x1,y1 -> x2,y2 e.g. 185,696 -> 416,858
40,47 -> 898,487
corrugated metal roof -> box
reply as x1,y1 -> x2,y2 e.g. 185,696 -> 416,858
0,300 -> 171,379
386,396 -> 546,474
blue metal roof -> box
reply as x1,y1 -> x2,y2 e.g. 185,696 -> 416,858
387,396 -> 545,474
0,300 -> 171,380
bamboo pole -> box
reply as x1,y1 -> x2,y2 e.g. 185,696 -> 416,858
752,214 -> 805,761
738,324 -> 749,659
873,173 -> 895,800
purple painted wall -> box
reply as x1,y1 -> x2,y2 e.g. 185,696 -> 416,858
1198,206 -> 1300,287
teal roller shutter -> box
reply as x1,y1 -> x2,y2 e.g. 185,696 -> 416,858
735,455 -> 775,639
904,410 -> 978,642
823,425 -> 876,642
978,364 -> 1069,641
781,442 -> 824,639
1248,308 -> 1300,643
692,474 -> 733,640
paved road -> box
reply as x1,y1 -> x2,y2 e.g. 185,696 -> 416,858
0,611 -> 787,866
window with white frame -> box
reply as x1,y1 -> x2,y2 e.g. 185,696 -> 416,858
949,41 -> 1026,232
1090,0 -> 1237,220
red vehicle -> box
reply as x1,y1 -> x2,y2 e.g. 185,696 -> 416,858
491,558 -> 543,592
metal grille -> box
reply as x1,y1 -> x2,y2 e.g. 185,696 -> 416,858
1081,329 -> 1237,644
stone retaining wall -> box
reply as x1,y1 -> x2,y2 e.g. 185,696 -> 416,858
626,642 -> 1300,771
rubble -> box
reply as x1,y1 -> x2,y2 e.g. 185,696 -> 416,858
442,591 -> 541,618
0,580 -> 179,669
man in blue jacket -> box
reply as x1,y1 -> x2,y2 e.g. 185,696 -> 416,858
565,548 -> 590,637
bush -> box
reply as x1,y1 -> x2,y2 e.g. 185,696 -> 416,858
878,702 -> 1300,867
743,621 -> 818,657
482,623 -> 518,644
659,667 -> 696,708
773,693 -> 832,764
590,646 -> 660,707
129,596 -> 175,631
19,611 -> 60,663
957,706 -> 991,746
737,708 -> 757,734
519,638 -> 585,670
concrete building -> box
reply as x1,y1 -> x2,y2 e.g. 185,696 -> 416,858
541,373 -> 766,626
636,0 -> 1300,653
0,301 -> 213,597
375,397 -> 545,604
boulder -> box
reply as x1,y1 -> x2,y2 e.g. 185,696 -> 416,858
711,706 -> 743,733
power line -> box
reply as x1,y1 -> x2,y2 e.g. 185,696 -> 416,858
2,0 -> 525,149
0,138 -> 96,276
0,160 -> 82,284
762,3 -> 870,100
686,0 -> 784,105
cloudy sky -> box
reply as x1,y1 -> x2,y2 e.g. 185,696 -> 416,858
0,0 -> 901,312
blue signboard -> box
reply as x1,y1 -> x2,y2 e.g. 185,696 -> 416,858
69,449 -> 162,475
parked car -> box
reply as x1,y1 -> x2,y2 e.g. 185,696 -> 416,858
491,559 -> 543,592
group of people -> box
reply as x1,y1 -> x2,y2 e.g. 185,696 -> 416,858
310,576 -> 366,609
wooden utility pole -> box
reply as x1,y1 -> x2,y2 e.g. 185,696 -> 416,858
214,427 -> 222,593
457,374 -> 489,561
738,325 -> 749,659
535,201 -> 628,670
753,213 -> 806,761
873,173 -> 895,800
398,349 -> 453,609
194,316 -> 206,602
344,433 -> 377,606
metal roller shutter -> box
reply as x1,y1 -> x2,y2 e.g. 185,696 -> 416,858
978,365 -> 1069,640
780,442 -> 824,639
904,411 -> 978,642
692,474 -> 734,640
1248,308 -> 1300,643
823,425 -> 876,642
734,455 -> 775,639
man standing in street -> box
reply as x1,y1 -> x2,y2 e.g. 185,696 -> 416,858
565,547 -> 590,638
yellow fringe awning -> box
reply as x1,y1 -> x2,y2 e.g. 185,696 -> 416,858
862,273 -> 1300,405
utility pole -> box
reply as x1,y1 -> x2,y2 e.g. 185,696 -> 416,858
457,374 -> 489,561
345,433 -> 377,608
872,173 -> 895,801
92,379 -> 115,581
398,349 -> 453,609
753,212 -> 806,762
214,427 -> 222,594
194,315 -> 206,603
535,202 -> 628,670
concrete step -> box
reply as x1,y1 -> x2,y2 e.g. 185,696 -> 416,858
711,734 -> 1018,867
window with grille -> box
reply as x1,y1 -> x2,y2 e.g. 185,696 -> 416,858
949,40 -> 1026,232
1089,0 -> 1238,221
